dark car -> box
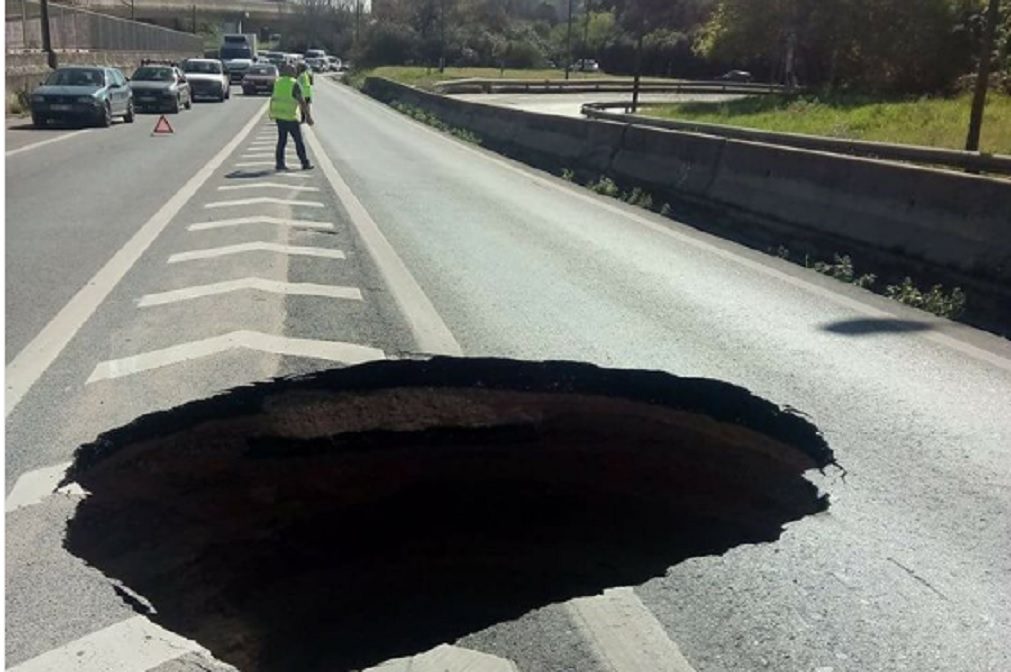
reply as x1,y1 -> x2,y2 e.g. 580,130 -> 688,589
242,64 -> 278,96
30,66 -> 134,128
130,65 -> 192,113
718,70 -> 754,83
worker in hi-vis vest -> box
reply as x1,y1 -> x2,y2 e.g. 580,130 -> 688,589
269,62 -> 313,171
297,61 -> 314,105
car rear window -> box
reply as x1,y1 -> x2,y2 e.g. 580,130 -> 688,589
45,68 -> 105,87
249,66 -> 278,76
183,61 -> 222,74
133,67 -> 175,82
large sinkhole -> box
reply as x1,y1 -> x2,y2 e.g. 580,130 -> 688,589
63,357 -> 835,672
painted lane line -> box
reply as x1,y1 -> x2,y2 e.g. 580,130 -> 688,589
205,197 -> 325,209
187,216 -> 334,231
169,242 -> 346,262
276,172 -> 313,179
87,331 -> 384,383
5,129 -> 91,157
5,462 -> 85,513
6,615 -> 219,672
365,644 -> 519,672
235,160 -> 276,167
566,588 -> 697,672
5,101 -> 269,417
305,126 -> 463,356
139,278 -> 362,307
242,152 -> 302,159
217,182 -> 320,192
330,81 -> 1011,374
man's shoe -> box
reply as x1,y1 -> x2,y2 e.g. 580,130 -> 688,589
301,163 -> 315,171
275,165 -> 289,171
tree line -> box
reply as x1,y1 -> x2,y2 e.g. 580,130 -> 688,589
289,0 -> 1009,93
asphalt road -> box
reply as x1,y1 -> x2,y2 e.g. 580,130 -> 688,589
5,78 -> 1011,672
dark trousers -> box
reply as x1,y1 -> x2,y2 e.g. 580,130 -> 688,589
275,119 -> 308,169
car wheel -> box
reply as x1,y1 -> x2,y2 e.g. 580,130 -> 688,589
99,102 -> 112,127
185,94 -> 192,110
124,100 -> 135,123
31,112 -> 47,128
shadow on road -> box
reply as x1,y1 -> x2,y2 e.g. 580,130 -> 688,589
821,318 -> 935,336
63,358 -> 836,672
224,169 -> 276,179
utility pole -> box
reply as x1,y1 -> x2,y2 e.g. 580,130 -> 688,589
631,30 -> 643,112
966,0 -> 1000,152
564,0 -> 573,79
192,4 -> 197,33
439,0 -> 446,73
40,0 -> 56,69
355,0 -> 361,47
582,0 -> 591,59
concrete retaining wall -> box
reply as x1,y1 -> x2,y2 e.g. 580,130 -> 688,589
364,76 -> 1011,288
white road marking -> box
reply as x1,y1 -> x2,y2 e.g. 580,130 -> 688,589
5,615 -> 220,672
169,242 -> 345,263
235,160 -> 274,167
87,331 -> 384,383
276,172 -> 313,179
187,216 -> 334,231
4,101 -> 270,417
5,462 -> 85,513
566,588 -> 697,672
217,182 -> 320,192
241,152 -> 301,159
306,126 -> 463,356
205,197 -> 325,209
365,644 -> 519,672
332,80 -> 1011,373
5,129 -> 91,157
138,278 -> 362,307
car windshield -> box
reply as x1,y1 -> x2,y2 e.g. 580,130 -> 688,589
249,66 -> 277,76
45,68 -> 105,87
132,67 -> 174,82
183,61 -> 222,74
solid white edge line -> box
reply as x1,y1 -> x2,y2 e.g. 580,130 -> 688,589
186,216 -> 334,231
5,101 -> 270,417
235,160 -> 276,166
365,644 -> 519,671
305,125 -> 463,356
87,331 -> 384,383
325,80 -> 1011,374
6,615 -> 215,672
5,129 -> 91,157
138,278 -> 362,307
168,242 -> 346,262
566,588 -> 697,672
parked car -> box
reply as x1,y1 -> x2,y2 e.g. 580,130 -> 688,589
327,56 -> 342,71
129,65 -> 191,113
242,64 -> 279,95
305,57 -> 326,72
30,66 -> 134,128
181,59 -> 230,102
572,59 -> 600,72
718,70 -> 753,82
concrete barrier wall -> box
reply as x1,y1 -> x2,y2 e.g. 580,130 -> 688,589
363,77 -> 1011,284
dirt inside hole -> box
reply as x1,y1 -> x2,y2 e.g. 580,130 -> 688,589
63,357 -> 835,672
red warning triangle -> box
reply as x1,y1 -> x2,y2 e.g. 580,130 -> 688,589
152,115 -> 174,135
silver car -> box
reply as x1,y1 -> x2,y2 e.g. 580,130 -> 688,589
129,65 -> 192,113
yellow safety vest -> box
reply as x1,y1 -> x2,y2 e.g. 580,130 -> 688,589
297,71 -> 313,100
269,76 -> 299,121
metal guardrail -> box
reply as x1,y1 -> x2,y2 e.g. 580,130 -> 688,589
5,0 -> 202,53
435,77 -> 788,95
582,102 -> 1011,176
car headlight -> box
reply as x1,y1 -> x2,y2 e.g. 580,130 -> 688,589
77,96 -> 97,104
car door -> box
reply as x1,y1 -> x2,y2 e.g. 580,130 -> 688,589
175,68 -> 190,104
109,69 -> 128,114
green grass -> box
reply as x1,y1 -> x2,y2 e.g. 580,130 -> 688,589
353,66 -> 664,91
646,92 -> 1011,154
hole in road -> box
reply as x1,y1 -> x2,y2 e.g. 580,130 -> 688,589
63,358 -> 835,672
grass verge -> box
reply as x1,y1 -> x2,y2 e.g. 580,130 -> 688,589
644,92 -> 1011,154
350,66 -> 672,91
